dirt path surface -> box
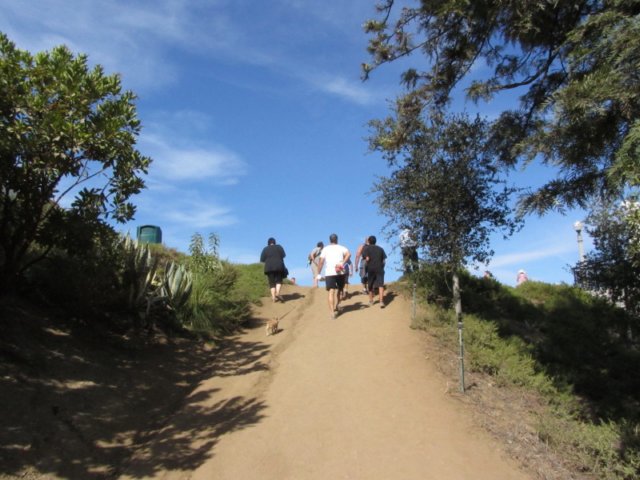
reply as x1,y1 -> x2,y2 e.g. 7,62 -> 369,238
119,284 -> 532,480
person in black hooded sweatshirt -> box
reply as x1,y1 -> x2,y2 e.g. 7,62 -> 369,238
260,237 -> 286,302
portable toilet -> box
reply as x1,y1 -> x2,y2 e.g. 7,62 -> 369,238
137,225 -> 162,244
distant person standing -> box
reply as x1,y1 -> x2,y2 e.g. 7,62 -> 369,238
516,269 -> 528,286
400,228 -> 419,275
363,235 -> 387,307
354,237 -> 369,294
308,241 -> 324,287
316,233 -> 350,319
260,237 -> 286,302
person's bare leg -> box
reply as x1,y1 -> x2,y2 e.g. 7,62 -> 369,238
328,289 -> 338,317
379,287 -> 385,307
270,287 -> 276,302
275,283 -> 282,301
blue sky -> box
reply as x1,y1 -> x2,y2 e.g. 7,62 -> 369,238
1,0 -> 591,287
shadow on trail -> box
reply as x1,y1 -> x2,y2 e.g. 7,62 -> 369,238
278,292 -> 305,303
120,391 -> 267,479
210,336 -> 271,377
0,299 -> 273,479
339,302 -> 369,314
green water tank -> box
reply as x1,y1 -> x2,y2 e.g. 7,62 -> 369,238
137,225 -> 162,244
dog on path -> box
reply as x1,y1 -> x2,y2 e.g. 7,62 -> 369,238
265,317 -> 279,336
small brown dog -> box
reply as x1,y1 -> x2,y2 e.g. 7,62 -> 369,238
265,317 -> 279,336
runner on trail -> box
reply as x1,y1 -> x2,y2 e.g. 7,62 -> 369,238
260,237 -> 287,303
362,235 -> 387,308
316,233 -> 350,319
308,241 -> 324,287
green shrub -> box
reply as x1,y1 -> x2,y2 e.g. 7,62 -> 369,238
232,263 -> 270,304
25,225 -> 123,316
178,262 -> 250,336
538,413 -> 640,480
413,272 -> 640,478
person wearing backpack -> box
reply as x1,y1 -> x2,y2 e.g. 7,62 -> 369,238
308,241 -> 324,287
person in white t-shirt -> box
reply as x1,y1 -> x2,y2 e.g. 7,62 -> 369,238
400,228 -> 419,275
308,241 -> 324,287
316,233 -> 351,319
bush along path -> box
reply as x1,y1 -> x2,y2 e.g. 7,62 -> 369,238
118,283 -> 533,480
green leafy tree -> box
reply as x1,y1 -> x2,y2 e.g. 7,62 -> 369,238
371,113 -> 521,269
363,0 -> 640,214
371,112 -> 521,391
0,33 -> 151,291
575,198 -> 640,325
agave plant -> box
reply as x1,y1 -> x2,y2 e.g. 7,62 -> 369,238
120,235 -> 160,312
160,261 -> 193,310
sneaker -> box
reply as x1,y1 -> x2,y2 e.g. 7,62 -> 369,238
368,300 -> 374,306
380,302 -> 385,309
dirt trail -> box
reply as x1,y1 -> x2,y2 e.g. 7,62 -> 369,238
119,284 -> 532,480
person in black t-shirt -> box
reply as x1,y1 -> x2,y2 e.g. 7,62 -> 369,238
260,237 -> 286,302
362,235 -> 387,308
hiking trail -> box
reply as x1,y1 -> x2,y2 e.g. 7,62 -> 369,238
119,283 -> 531,479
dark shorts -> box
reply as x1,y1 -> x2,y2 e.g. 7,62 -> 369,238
266,271 -> 284,288
325,274 -> 346,291
359,264 -> 367,283
367,271 -> 385,290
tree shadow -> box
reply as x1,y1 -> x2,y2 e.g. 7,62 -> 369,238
0,300 -> 273,478
118,392 -> 267,478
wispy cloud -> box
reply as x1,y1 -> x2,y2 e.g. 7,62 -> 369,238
311,74 -> 375,105
488,244 -> 575,269
2,0 -> 383,104
134,186 -> 238,228
163,202 -> 237,228
140,132 -> 247,185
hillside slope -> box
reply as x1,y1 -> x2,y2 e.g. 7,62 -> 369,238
2,284 -> 579,479
118,284 -> 531,479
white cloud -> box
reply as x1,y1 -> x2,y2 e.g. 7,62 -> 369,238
487,244 -> 575,269
134,186 -> 238,228
315,75 -> 374,105
163,203 -> 237,228
141,134 -> 247,184
2,0 -> 384,104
